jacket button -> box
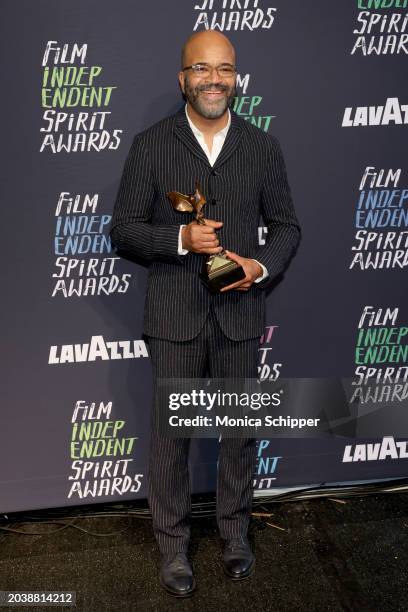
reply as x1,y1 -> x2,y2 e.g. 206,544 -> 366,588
211,170 -> 218,176
211,198 -> 217,206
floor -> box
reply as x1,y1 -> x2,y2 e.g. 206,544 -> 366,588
0,492 -> 407,611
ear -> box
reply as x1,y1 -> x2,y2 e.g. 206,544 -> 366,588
178,71 -> 185,94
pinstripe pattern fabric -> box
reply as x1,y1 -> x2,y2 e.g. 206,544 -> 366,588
147,302 -> 260,554
109,106 -> 301,341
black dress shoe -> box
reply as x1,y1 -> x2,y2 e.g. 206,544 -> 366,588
159,552 -> 196,597
222,536 -> 255,580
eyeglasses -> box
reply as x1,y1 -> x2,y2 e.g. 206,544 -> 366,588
182,63 -> 236,78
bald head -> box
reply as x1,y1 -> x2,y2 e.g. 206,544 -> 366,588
181,30 -> 236,69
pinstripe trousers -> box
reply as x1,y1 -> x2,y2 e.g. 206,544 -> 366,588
146,301 -> 260,555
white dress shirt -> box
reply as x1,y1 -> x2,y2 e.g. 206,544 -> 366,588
178,104 -> 268,284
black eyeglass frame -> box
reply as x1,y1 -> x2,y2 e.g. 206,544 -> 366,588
182,63 -> 237,77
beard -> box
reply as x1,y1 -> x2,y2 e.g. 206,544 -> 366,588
183,76 -> 236,119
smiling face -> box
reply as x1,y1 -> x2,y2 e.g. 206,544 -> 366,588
178,31 -> 237,120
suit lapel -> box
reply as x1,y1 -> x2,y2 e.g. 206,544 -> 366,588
212,109 -> 243,170
173,107 -> 211,166
173,106 -> 243,169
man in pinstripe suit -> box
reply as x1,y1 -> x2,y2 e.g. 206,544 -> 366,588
110,29 -> 300,597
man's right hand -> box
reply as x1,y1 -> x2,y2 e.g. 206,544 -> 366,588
181,219 -> 224,254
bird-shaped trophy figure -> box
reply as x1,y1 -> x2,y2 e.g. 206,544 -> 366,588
167,181 -> 245,293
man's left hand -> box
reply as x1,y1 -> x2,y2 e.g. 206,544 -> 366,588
220,251 -> 263,292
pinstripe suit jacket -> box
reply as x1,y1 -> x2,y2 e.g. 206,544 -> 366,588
109,106 -> 301,341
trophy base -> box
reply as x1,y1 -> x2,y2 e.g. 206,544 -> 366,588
199,253 -> 246,294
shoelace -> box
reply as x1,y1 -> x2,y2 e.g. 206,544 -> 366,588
226,537 -> 249,552
164,553 -> 189,572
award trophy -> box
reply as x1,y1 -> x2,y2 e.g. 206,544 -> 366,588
167,181 -> 246,293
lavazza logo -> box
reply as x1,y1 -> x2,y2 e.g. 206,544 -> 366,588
48,335 -> 149,364
342,97 -> 408,127
342,436 -> 408,462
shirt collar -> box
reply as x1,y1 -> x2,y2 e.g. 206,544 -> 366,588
185,104 -> 231,138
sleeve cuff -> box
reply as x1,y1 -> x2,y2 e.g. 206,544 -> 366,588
252,259 -> 269,283
178,225 -> 189,255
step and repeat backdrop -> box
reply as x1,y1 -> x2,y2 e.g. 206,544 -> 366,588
1,0 -> 407,512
